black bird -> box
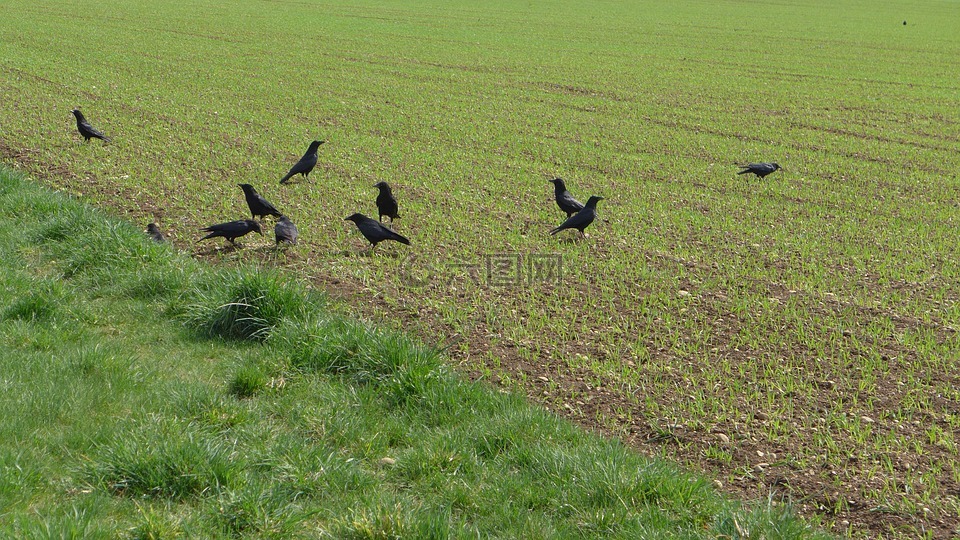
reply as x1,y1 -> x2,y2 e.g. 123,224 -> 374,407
374,181 -> 400,222
146,223 -> 165,243
280,140 -> 325,184
550,195 -> 603,238
549,178 -> 584,217
737,162 -> 782,179
199,219 -> 263,245
238,183 -> 282,221
344,213 -> 410,248
71,109 -> 110,143
274,215 -> 298,245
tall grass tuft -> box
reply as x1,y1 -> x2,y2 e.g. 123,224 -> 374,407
87,419 -> 245,500
2,287 -> 63,322
330,500 -> 451,540
185,269 -> 312,341
280,315 -> 444,401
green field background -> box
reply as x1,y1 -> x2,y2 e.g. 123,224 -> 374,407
2,0 -> 960,537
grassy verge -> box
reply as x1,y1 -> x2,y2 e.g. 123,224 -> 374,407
0,166 -> 828,538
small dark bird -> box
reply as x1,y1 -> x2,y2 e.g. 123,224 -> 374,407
903,20 -> 907,25
238,183 -> 282,221
199,219 -> 263,245
550,195 -> 603,238
344,213 -> 410,248
71,109 -> 110,142
737,162 -> 782,179
146,223 -> 165,243
280,140 -> 325,184
374,181 -> 400,222
549,178 -> 584,217
274,215 -> 298,245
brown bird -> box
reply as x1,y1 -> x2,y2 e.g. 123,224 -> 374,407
146,223 -> 165,243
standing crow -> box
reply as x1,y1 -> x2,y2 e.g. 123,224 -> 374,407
199,219 -> 263,245
274,215 -> 299,245
71,109 -> 110,142
549,178 -> 584,217
374,181 -> 400,222
238,183 -> 282,220
550,195 -> 603,238
146,223 -> 166,243
344,213 -> 410,248
280,140 -> 325,184
737,162 -> 781,179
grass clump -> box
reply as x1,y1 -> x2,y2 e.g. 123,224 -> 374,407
229,363 -> 270,398
331,501 -> 451,540
282,315 -> 443,403
3,288 -> 63,322
88,419 -> 245,500
185,269 -> 312,341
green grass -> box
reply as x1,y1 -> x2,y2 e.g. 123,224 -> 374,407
1,0 -> 959,537
0,166 -> 826,537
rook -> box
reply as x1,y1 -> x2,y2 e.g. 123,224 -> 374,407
199,219 -> 263,245
550,195 -> 603,238
280,140 -> 325,184
344,213 -> 410,248
71,109 -> 110,143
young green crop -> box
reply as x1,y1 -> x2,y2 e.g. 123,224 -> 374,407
1,0 -> 958,536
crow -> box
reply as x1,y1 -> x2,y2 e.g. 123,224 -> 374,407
345,213 -> 410,248
199,219 -> 263,245
274,215 -> 298,245
238,183 -> 282,220
549,177 -> 584,217
280,140 -> 325,184
146,223 -> 166,243
737,162 -> 782,179
550,195 -> 603,238
71,109 -> 110,142
374,181 -> 399,222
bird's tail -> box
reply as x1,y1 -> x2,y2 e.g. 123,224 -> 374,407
392,231 -> 411,245
549,226 -> 563,235
736,169 -> 749,174
279,172 -> 295,184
